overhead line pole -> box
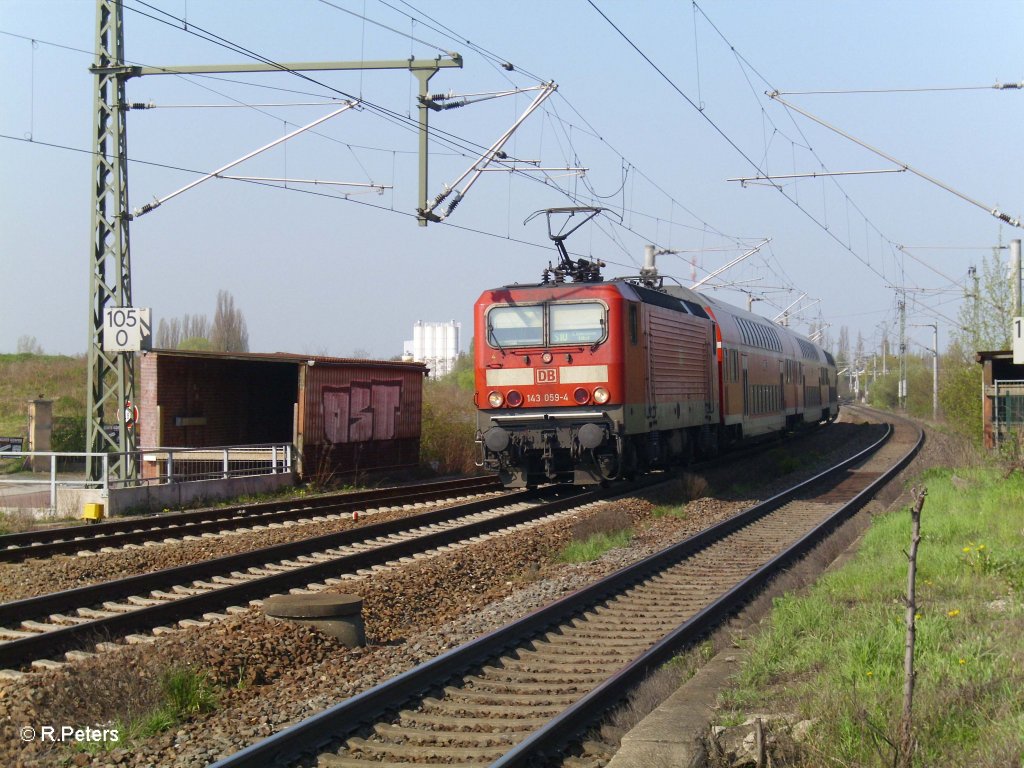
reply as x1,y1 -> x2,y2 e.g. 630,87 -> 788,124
86,0 -> 461,482
124,56 -> 463,227
87,0 -> 133,483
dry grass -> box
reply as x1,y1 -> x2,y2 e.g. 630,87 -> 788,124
0,507 -> 39,534
0,354 -> 86,437
38,651 -> 169,730
420,379 -> 478,475
570,506 -> 632,542
640,472 -> 710,507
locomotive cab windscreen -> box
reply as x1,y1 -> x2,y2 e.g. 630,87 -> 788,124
485,301 -> 608,349
487,305 -> 543,348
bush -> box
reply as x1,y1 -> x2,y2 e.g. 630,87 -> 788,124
420,378 -> 478,475
51,415 -> 86,453
939,361 -> 983,445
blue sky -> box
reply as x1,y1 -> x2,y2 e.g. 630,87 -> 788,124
1,0 -> 1022,360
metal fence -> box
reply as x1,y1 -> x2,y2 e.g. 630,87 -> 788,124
0,444 -> 294,511
991,379 -> 1024,450
136,445 -> 294,487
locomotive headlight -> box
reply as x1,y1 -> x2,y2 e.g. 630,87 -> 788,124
573,387 -> 590,405
541,352 -> 553,364
506,390 -> 523,407
488,391 -> 504,408
593,387 -> 610,405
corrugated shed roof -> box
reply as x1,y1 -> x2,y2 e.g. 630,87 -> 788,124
146,348 -> 428,372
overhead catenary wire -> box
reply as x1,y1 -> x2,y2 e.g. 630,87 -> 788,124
691,1 -> 909,283
7,2 -> 962,323
768,91 -> 1023,229
121,0 -> 683,243
131,102 -> 359,217
1,127 -> 654,277
588,0 -> 894,289
326,0 -> 752,252
118,1 -> 757,262
773,82 -> 1023,95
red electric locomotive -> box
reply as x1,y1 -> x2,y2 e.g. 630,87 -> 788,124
474,210 -> 838,487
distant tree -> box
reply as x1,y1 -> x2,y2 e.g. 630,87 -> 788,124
178,336 -> 212,351
183,313 -> 210,343
951,246 -> 1012,361
16,335 -> 43,355
350,348 -> 371,360
157,296 -> 246,353
155,318 -> 180,349
836,325 -> 850,369
210,290 -> 249,353
156,313 -> 211,349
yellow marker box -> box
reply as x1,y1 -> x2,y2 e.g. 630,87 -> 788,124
82,503 -> 105,521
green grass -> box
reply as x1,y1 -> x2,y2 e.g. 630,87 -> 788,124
0,353 -> 86,437
719,467 -> 1024,767
651,504 -> 686,519
78,667 -> 220,754
765,446 -> 802,475
558,529 -> 633,563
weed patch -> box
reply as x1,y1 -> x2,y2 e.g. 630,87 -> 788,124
559,529 -> 632,563
570,507 -> 631,541
717,467 -> 1024,767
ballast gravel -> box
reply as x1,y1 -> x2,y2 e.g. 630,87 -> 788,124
0,420 -> 888,767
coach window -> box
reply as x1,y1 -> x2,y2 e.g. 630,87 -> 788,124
549,302 -> 607,345
487,305 -> 543,348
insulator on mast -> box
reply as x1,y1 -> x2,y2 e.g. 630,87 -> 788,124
444,192 -> 463,217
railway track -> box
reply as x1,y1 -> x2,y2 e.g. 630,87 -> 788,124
209,415 -> 922,768
0,484 -> 612,671
0,426 -> 850,673
0,476 -> 501,561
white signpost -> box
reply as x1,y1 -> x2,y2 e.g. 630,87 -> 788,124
102,307 -> 152,353
1013,317 -> 1024,365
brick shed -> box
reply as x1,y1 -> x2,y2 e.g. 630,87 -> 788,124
138,350 -> 427,478
977,349 -> 1024,450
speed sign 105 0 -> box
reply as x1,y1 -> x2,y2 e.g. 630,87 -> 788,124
102,307 -> 152,352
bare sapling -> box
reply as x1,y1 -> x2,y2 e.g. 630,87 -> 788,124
898,486 -> 926,768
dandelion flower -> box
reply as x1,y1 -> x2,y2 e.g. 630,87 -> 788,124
866,671 -> 873,677
947,609 -> 961,618
959,658 -> 966,665
962,546 -> 972,553
978,544 -> 986,551
914,613 -> 922,621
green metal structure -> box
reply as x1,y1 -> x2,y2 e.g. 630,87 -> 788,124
86,0 -> 134,482
85,0 -> 461,482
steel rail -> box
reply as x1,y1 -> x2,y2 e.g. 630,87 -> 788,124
0,485 -> 610,670
495,421 -> 922,766
208,419 -> 919,768
0,476 -> 501,561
